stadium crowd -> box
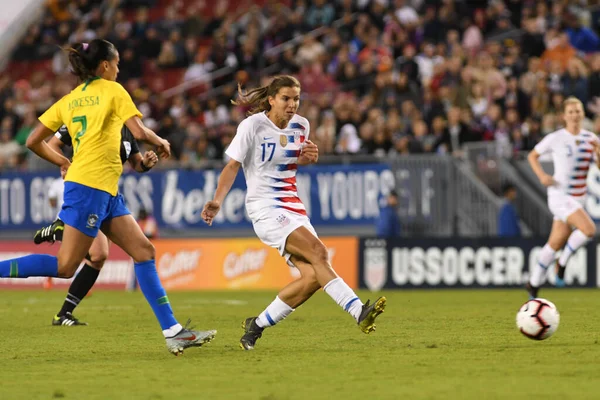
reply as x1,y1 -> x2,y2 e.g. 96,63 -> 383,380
0,0 -> 599,170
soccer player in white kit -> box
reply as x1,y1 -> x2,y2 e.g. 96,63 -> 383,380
526,97 -> 599,298
201,75 -> 386,350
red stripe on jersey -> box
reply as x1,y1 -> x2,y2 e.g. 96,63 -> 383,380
280,185 -> 297,192
281,176 -> 296,185
277,196 -> 302,203
278,205 -> 307,215
300,135 -> 306,143
569,192 -> 586,197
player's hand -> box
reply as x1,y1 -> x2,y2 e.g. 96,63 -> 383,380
157,139 -> 171,159
142,150 -> 159,169
299,140 -> 319,165
201,200 -> 221,226
539,174 -> 556,187
59,158 -> 71,178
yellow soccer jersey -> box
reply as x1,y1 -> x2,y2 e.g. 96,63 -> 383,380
39,77 -> 142,195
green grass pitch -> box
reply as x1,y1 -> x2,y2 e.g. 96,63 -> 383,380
1,289 -> 600,400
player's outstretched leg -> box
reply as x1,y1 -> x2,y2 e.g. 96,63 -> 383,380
286,227 -> 386,333
103,214 -> 216,356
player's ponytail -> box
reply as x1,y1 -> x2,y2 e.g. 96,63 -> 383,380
232,75 -> 301,115
65,39 -> 118,82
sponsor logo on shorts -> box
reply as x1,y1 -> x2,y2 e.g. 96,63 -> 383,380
86,214 -> 99,228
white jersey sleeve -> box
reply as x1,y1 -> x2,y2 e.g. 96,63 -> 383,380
534,133 -> 556,155
226,117 -> 255,163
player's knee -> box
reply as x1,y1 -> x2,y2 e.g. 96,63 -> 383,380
582,224 -> 596,238
89,250 -> 108,265
134,240 -> 155,263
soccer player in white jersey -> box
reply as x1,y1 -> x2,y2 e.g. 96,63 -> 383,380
526,97 -> 599,298
201,75 -> 386,350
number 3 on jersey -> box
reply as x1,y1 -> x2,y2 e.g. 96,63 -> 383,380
261,142 -> 275,162
72,115 -> 87,154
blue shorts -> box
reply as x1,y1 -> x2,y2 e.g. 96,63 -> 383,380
59,182 -> 130,238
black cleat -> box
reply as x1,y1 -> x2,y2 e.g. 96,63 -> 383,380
525,282 -> 539,300
52,312 -> 88,326
240,317 -> 264,350
34,219 -> 64,244
358,297 -> 386,334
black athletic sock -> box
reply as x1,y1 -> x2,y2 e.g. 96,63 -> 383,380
57,264 -> 100,316
557,264 -> 566,280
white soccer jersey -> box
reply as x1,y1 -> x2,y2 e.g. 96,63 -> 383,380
226,112 -> 310,218
48,177 -> 64,219
534,128 -> 599,198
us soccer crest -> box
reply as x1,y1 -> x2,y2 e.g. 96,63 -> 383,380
294,131 -> 300,143
280,135 -> 288,147
86,214 -> 99,228
363,243 -> 388,291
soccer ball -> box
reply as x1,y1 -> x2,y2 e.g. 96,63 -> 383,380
516,298 -> 560,340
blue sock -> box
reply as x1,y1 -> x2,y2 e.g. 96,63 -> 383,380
0,255 -> 58,278
134,260 -> 178,330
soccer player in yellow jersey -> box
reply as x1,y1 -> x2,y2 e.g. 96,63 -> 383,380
0,39 -> 216,355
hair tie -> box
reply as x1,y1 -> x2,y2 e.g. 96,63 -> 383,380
82,43 -> 89,51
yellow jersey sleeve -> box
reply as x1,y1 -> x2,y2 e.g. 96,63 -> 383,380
38,97 -> 65,132
112,82 -> 142,123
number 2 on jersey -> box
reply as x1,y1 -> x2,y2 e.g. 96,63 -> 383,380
72,115 -> 87,154
261,142 -> 276,162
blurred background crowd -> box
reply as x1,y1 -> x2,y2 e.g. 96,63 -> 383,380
1,0 -> 599,170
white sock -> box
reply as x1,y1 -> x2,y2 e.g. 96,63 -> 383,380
530,244 -> 556,287
323,277 -> 363,321
256,296 -> 294,328
162,323 -> 183,338
558,229 -> 590,266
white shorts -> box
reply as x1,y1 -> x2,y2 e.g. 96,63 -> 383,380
548,192 -> 586,222
251,208 -> 317,266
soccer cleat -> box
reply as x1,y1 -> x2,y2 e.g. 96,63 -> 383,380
165,320 -> 216,356
52,312 -> 88,326
34,219 -> 65,244
239,317 -> 264,350
357,297 -> 386,334
555,262 -> 566,288
525,282 -> 539,300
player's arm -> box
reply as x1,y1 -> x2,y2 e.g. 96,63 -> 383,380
527,149 -> 555,187
26,123 -> 71,171
128,150 -> 158,173
124,116 -> 171,159
201,159 -> 241,226
298,140 -> 319,165
48,134 -> 66,153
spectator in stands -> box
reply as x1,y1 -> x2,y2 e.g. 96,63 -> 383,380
376,190 -> 401,238
4,0 -> 600,169
497,183 -> 521,237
